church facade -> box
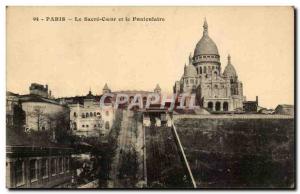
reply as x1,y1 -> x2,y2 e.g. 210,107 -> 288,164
174,19 -> 245,112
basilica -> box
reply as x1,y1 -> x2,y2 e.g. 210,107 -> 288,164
174,19 -> 245,112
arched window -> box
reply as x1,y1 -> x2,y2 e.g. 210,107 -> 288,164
86,113 -> 89,117
73,122 -> 77,130
215,102 -> 221,111
73,112 -> 77,117
129,96 -> 134,102
204,66 -> 207,74
213,71 -> 218,80
200,67 -> 202,74
208,102 -> 213,111
94,112 -> 96,116
90,112 -> 93,117
223,102 -> 229,111
82,113 -> 85,118
143,97 -> 147,101
196,68 -> 199,74
105,121 -> 110,129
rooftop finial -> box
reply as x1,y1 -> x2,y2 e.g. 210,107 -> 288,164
228,54 -> 231,64
203,17 -> 208,36
189,53 -> 193,65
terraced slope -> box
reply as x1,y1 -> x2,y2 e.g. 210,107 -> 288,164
174,117 -> 295,188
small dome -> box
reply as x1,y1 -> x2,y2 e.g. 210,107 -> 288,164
86,90 -> 94,99
223,64 -> 237,77
184,64 -> 197,77
223,55 -> 237,77
194,19 -> 219,56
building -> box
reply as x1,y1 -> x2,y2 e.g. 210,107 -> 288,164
258,108 -> 275,114
174,19 -> 245,112
29,83 -> 54,98
68,90 -> 114,138
58,83 -> 163,138
110,84 -> 163,110
58,85 -> 115,138
21,83 -> 69,132
6,145 -> 73,188
154,84 -> 161,94
6,83 -> 74,188
7,84 -> 70,133
243,96 -> 259,113
102,83 -> 111,94
274,104 -> 294,116
21,96 -> 70,132
6,91 -> 22,127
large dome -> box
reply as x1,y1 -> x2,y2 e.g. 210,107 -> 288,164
194,36 -> 219,56
193,19 -> 219,56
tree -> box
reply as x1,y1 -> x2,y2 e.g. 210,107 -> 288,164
6,103 -> 26,145
50,109 -> 71,143
12,104 -> 26,133
28,107 -> 48,132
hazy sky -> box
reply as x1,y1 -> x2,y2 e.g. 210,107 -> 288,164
7,6 -> 294,108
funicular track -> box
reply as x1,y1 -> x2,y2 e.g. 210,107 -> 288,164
144,111 -> 196,188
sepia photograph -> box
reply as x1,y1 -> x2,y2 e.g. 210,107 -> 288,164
6,6 -> 295,189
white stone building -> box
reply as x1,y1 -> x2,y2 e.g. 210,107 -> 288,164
68,90 -> 115,138
24,84 -> 69,132
59,84 -> 115,138
174,19 -> 245,112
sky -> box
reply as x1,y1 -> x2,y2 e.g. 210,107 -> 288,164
6,6 -> 294,109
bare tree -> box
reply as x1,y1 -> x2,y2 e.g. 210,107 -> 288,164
28,107 -> 48,132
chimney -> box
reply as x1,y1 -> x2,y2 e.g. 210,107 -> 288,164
256,96 -> 258,104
